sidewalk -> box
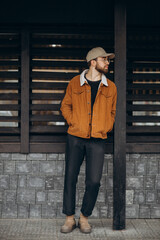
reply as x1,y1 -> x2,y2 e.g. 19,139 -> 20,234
0,218 -> 159,240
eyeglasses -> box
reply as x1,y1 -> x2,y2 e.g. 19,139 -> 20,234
95,57 -> 111,64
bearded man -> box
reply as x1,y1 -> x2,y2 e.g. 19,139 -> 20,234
60,47 -> 117,234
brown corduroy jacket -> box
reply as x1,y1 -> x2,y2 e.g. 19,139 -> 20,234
60,70 -> 117,139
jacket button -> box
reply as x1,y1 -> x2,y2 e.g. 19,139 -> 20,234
88,113 -> 91,115
89,123 -> 91,126
88,102 -> 90,104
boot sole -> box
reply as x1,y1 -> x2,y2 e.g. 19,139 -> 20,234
60,223 -> 77,234
78,222 -> 92,234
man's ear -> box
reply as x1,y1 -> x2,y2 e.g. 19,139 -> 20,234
91,59 -> 96,67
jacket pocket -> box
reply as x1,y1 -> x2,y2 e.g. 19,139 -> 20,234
101,92 -> 112,99
73,89 -> 85,94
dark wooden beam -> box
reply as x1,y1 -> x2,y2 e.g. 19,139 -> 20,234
21,28 -> 30,153
113,0 -> 126,230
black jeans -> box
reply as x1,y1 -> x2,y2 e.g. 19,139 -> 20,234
62,133 -> 106,217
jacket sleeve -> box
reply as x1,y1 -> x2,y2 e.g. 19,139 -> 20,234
60,81 -> 73,125
108,86 -> 117,132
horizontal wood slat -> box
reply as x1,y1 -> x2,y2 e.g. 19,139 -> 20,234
127,104 -> 160,111
0,127 -> 20,134
127,84 -> 160,90
127,116 -> 160,122
0,105 -> 20,110
30,93 -> 64,100
30,125 -> 67,133
127,73 -> 160,80
127,126 -> 160,133
31,82 -> 68,89
0,83 -> 20,89
0,116 -> 20,122
0,93 -> 20,100
30,115 -> 64,121
30,104 -> 61,110
127,95 -> 159,101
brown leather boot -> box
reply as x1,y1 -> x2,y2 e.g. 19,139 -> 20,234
78,216 -> 92,234
60,217 -> 76,233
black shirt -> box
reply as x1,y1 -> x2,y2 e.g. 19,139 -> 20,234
85,77 -> 101,111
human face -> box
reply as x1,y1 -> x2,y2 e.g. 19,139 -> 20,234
95,57 -> 110,74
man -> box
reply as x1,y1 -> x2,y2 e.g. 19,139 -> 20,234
60,47 -> 117,234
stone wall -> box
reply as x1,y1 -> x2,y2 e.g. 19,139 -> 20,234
0,153 -> 160,219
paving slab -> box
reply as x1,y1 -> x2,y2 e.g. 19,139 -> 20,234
0,219 -> 159,240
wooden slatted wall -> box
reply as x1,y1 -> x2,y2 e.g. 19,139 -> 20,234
29,28 -> 114,146
126,28 -> 160,149
0,26 -> 159,153
0,31 -> 21,145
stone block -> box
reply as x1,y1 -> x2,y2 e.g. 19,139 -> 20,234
106,190 -> 113,204
145,176 -> 155,189
104,154 -> 113,161
40,161 -> 56,174
30,205 -> 41,218
107,160 -> 113,176
4,190 -> 16,203
4,161 -> 15,173
18,175 -> 27,188
47,153 -> 58,160
126,162 -> 135,176
126,190 -> 134,205
0,153 -> 11,160
45,176 -> 54,190
107,204 -> 113,218
27,153 -> 46,161
0,161 -> 3,174
27,176 -> 45,189
126,177 -> 144,189
134,190 -> 145,204
58,153 -> 65,160
146,190 -> 156,203
126,204 -> 139,218
97,191 -> 105,203
16,161 -> 32,174
151,205 -> 160,218
106,177 -> 113,189
36,191 -> 46,203
135,160 -> 146,176
139,205 -> 151,218
141,154 -> 156,161
155,175 -> 160,189
157,190 -> 160,204
17,189 -> 35,204
2,203 -> 17,218
48,190 -> 63,203
102,159 -> 107,174
0,175 -> 9,189
53,176 -> 64,190
18,205 -> 29,218
0,191 -> 3,203
129,154 -> 141,161
12,153 -> 26,161
31,161 -> 39,173
10,175 -> 18,189
99,205 -> 108,218
56,161 -> 64,176
147,160 -> 158,175
42,203 -> 56,218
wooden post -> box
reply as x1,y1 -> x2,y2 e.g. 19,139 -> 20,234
113,0 -> 126,230
21,28 -> 30,153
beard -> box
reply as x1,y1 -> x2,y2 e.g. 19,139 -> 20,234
95,62 -> 108,74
